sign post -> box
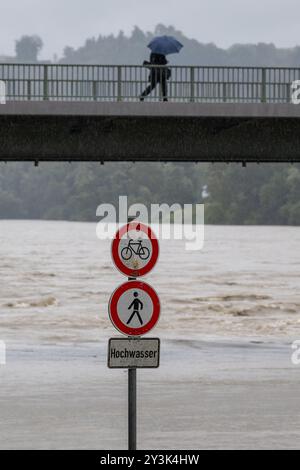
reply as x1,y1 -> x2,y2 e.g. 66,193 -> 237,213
128,366 -> 136,450
108,217 -> 160,450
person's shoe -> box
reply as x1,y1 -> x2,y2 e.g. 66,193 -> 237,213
139,96 -> 144,102
163,98 -> 168,102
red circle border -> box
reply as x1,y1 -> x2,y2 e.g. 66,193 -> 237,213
111,222 -> 159,278
108,280 -> 161,336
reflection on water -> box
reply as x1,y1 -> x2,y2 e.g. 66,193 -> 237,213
0,220 -> 300,343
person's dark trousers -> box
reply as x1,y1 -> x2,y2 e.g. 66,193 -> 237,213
140,69 -> 168,101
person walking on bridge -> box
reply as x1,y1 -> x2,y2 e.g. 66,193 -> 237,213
140,52 -> 170,102
139,35 -> 183,102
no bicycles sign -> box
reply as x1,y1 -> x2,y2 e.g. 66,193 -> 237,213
111,222 -> 159,278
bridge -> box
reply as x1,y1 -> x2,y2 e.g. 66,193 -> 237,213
1,63 -> 300,163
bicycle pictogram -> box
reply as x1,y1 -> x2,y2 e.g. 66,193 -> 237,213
121,238 -> 150,261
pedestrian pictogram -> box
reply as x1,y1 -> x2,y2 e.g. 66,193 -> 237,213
108,280 -> 160,336
111,222 -> 159,277
127,292 -> 144,325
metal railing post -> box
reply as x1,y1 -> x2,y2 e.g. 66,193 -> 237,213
261,68 -> 266,103
93,81 -> 97,101
190,67 -> 195,102
27,80 -> 31,101
117,66 -> 122,102
43,64 -> 49,101
286,83 -> 290,103
159,66 -> 162,101
223,83 -> 227,103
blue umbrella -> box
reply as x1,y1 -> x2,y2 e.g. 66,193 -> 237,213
147,35 -> 183,56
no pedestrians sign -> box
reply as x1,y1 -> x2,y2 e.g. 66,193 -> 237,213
108,280 -> 160,336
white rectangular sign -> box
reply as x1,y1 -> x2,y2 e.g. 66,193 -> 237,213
108,337 -> 160,369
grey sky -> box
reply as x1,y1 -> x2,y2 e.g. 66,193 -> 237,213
1,0 -> 300,59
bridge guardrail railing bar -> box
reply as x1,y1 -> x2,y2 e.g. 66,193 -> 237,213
0,63 -> 299,103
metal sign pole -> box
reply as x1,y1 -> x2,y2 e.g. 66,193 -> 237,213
128,366 -> 137,450
128,215 -> 137,451
109,216 -> 160,450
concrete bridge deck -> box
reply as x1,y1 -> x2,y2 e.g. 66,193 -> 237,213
1,101 -> 300,163
2,101 -> 300,118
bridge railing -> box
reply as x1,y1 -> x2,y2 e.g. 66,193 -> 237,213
0,63 -> 299,103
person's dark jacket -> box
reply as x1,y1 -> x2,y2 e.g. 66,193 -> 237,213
143,53 -> 171,80
149,53 -> 168,65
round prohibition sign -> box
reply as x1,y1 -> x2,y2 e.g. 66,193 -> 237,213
108,280 -> 161,336
111,222 -> 159,278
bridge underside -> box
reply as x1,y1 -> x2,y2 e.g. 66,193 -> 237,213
1,102 -> 300,162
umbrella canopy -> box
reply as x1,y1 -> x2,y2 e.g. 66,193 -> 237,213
147,35 -> 183,56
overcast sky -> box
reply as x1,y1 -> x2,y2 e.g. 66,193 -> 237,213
1,0 -> 300,59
